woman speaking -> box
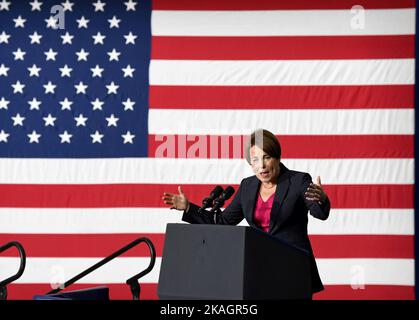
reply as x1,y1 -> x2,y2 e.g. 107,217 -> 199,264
162,129 -> 331,295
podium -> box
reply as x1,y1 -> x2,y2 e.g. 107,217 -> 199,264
158,224 -> 312,300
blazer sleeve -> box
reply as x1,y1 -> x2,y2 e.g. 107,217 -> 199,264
182,180 -> 245,226
301,173 -> 331,220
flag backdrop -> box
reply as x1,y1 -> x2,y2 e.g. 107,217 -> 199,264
0,0 -> 415,300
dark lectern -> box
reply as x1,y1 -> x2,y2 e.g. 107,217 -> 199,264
158,223 -> 311,300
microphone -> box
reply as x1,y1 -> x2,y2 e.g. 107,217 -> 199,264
198,185 -> 224,213
210,186 -> 235,213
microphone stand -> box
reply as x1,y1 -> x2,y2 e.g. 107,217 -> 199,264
213,208 -> 222,224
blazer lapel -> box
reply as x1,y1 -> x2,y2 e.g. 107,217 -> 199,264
269,163 -> 290,233
244,176 -> 260,228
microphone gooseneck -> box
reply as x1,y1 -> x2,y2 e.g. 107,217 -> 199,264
198,185 -> 224,213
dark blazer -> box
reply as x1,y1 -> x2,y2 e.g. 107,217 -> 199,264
182,162 -> 331,294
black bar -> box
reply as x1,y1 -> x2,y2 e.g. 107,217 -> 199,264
47,237 -> 156,300
0,241 -> 26,300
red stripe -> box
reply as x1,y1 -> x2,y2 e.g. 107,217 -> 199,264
148,135 -> 414,159
0,234 -> 412,258
0,234 -> 165,258
5,284 -> 415,300
149,85 -> 414,109
152,36 -> 414,60
310,235 -> 414,259
0,184 -> 413,208
315,285 -> 415,300
153,0 -> 415,10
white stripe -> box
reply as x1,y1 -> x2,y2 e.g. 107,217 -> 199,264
0,208 -> 184,234
0,257 -> 161,284
152,9 -> 415,36
0,158 -> 413,184
148,109 -> 414,135
149,59 -> 414,85
317,258 -> 414,286
0,258 -> 413,286
0,209 -> 413,235
308,209 -> 414,235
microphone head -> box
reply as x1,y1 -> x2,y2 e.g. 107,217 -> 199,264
221,186 -> 235,201
209,185 -> 224,200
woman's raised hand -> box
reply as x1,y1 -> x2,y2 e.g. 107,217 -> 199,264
304,176 -> 328,205
162,186 -> 190,211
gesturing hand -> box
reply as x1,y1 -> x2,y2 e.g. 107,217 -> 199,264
162,186 -> 190,211
304,176 -> 327,205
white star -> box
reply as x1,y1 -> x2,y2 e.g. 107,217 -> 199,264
29,0 -> 42,11
0,31 -> 10,44
75,81 -> 88,94
59,130 -> 72,143
92,32 -> 106,45
59,64 -> 72,77
106,82 -> 119,94
90,130 -> 104,144
59,98 -> 73,110
122,131 -> 135,144
106,114 -> 119,127
122,98 -> 135,111
0,130 -> 9,143
107,49 -> 120,61
12,81 -> 25,94
29,31 -> 42,44
124,32 -> 137,45
108,16 -> 120,28
90,65 -> 104,78
43,81 -> 56,94
13,15 -> 26,28
61,32 -> 73,44
77,16 -> 89,28
28,97 -> 42,110
61,0 -> 74,11
124,0 -> 137,11
91,98 -> 104,111
75,48 -> 89,61
43,114 -> 56,126
74,114 -> 88,127
0,0 -> 11,11
122,65 -> 135,78
28,64 -> 41,77
92,0 -> 106,12
0,97 -> 10,110
0,64 -> 9,76
13,48 -> 26,61
28,130 -> 41,143
12,113 -> 25,126
44,48 -> 58,61
45,16 -> 58,29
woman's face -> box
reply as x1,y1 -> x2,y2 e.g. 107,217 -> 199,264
249,145 -> 280,184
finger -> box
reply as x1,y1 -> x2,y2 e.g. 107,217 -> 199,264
164,200 -> 174,206
305,192 -> 319,199
163,192 -> 174,197
316,176 -> 322,186
306,188 -> 322,197
306,194 -> 320,200
305,197 -> 317,201
162,196 -> 175,201
309,183 -> 322,191
178,186 -> 184,196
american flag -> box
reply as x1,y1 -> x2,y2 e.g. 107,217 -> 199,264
0,0 -> 415,300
